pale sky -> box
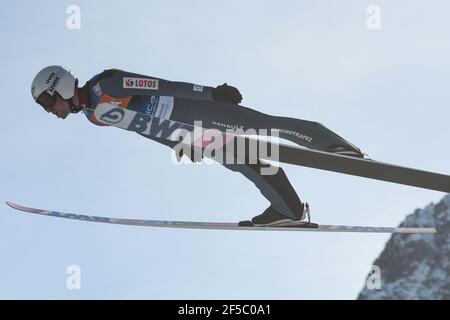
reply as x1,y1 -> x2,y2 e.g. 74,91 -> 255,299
1,0 -> 449,299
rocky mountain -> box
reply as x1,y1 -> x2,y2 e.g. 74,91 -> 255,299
358,194 -> 450,299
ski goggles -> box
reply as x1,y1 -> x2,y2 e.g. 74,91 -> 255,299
36,91 -> 57,111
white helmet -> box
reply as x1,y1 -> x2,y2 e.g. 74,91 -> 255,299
31,65 -> 77,110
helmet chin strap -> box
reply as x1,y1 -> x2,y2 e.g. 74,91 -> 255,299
69,97 -> 83,113
68,79 -> 82,113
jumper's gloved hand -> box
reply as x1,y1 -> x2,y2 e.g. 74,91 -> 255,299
212,83 -> 242,104
173,144 -> 203,163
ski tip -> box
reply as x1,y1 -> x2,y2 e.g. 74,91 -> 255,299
5,201 -> 25,211
5,201 -> 15,208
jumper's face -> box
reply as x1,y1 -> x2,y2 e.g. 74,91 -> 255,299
45,94 -> 71,119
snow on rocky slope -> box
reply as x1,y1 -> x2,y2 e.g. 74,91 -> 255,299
358,194 -> 450,299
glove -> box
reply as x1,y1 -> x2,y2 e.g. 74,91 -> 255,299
212,83 -> 243,104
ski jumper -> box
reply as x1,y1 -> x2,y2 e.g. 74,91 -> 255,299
77,69 -> 362,220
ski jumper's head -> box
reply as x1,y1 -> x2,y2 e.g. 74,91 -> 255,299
31,65 -> 82,119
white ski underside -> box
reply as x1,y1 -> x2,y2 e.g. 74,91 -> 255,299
6,201 -> 436,234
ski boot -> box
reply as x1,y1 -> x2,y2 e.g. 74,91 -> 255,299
326,144 -> 364,158
239,203 -> 318,228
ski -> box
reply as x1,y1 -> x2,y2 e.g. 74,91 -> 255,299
93,104 -> 450,193
6,201 -> 436,234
